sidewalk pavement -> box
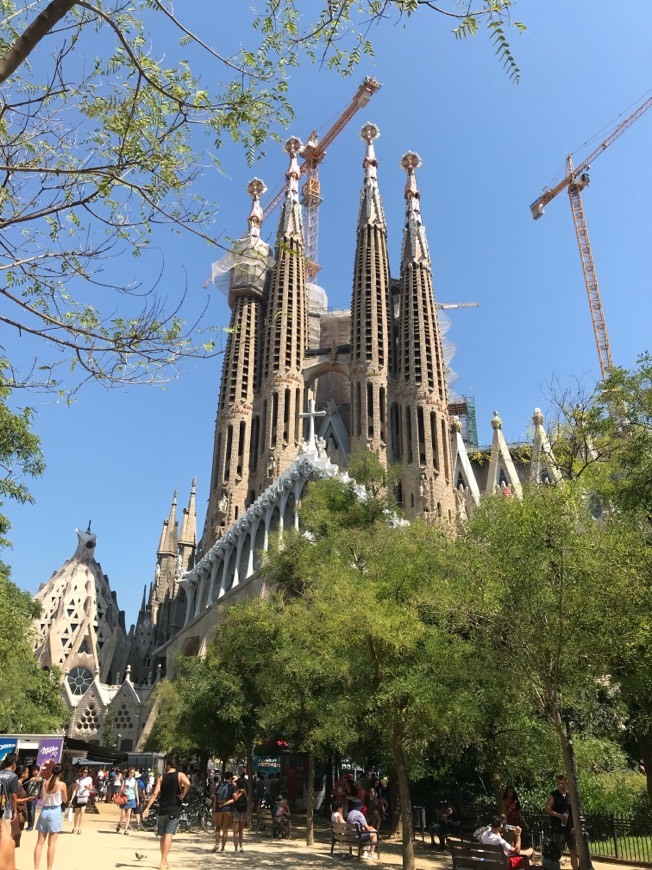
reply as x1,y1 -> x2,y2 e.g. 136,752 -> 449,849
15,803 -> 640,870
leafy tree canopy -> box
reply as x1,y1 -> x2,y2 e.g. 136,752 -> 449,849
0,560 -> 67,732
0,0 -> 523,392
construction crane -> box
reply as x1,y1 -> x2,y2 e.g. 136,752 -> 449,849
530,92 -> 652,379
436,302 -> 479,311
261,76 -> 382,281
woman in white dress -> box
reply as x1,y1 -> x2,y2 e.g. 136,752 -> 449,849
34,765 -> 67,870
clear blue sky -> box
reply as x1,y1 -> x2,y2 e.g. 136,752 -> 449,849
7,1 -> 652,626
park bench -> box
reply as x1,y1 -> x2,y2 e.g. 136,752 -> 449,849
330,821 -> 381,860
449,839 -> 509,870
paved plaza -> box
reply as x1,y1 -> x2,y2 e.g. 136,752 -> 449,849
17,804 -> 634,870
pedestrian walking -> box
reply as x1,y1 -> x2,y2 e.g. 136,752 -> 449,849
142,758 -> 190,870
70,767 -> 93,835
116,767 -> 140,834
34,764 -> 67,870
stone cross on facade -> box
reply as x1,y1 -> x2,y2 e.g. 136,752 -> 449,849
299,399 -> 326,452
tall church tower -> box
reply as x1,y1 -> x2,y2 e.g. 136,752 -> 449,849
178,477 -> 197,572
152,491 -> 178,623
254,137 -> 309,491
394,152 -> 455,520
350,123 -> 391,462
203,180 -> 271,547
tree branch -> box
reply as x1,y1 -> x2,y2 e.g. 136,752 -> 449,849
0,0 -> 77,85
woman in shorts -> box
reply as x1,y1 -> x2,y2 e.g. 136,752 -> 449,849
34,764 -> 67,870
70,767 -> 93,834
117,768 -> 140,835
231,778 -> 248,853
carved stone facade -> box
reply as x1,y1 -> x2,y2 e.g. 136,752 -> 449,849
32,529 -> 162,750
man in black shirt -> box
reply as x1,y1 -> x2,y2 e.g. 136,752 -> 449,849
143,758 -> 190,870
545,774 -> 578,870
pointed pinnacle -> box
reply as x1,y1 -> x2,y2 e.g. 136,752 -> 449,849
284,137 -> 303,198
361,122 -> 380,181
401,151 -> 422,216
246,178 -> 266,239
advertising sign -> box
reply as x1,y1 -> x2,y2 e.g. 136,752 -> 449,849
36,737 -> 64,767
0,739 -> 17,762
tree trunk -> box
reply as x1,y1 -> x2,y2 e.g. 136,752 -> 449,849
306,750 -> 315,846
198,750 -> 209,783
491,770 -> 503,812
388,762 -> 402,838
554,711 -> 592,870
246,745 -> 254,829
636,727 -> 652,805
392,722 -> 415,870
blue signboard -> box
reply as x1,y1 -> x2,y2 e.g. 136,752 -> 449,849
0,738 -> 17,762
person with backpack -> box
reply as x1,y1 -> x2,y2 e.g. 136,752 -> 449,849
212,772 -> 236,853
231,778 -> 248,853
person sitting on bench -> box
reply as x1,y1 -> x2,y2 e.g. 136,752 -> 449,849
480,816 -> 534,869
347,799 -> 378,861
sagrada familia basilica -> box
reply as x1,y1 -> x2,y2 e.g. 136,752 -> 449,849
32,123 -> 562,751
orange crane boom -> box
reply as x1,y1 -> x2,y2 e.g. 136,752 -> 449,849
261,76 -> 382,281
530,92 -> 652,379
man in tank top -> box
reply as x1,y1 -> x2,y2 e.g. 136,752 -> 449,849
143,758 -> 190,870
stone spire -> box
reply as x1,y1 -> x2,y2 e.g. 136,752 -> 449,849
486,411 -> 523,498
395,152 -> 455,521
178,478 -> 197,571
530,408 -> 562,485
255,138 -> 309,491
202,179 -> 272,549
157,491 -> 178,557
350,123 -> 391,462
277,136 -> 304,239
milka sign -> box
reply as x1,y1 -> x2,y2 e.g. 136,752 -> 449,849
36,738 -> 64,766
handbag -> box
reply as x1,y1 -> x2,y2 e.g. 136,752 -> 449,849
113,793 -> 128,807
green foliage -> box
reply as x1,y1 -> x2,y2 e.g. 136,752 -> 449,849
578,767 -> 648,817
0,561 -> 67,732
0,0 -> 525,391
0,361 -> 45,547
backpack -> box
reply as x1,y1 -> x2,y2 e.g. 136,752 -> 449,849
0,776 -> 7,813
217,783 -> 232,806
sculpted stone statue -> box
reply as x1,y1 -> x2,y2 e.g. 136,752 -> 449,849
217,492 -> 229,514
267,454 -> 278,479
317,435 -> 327,459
